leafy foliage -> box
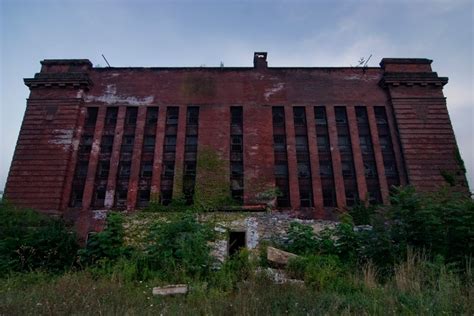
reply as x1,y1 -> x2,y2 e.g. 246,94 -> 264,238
146,213 -> 215,280
0,201 -> 78,275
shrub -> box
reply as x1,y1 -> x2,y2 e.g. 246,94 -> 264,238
285,222 -> 318,255
78,212 -> 130,265
146,212 -> 215,280
0,201 -> 78,275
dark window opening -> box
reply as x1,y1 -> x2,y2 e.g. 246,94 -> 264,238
335,107 -> 347,124
379,136 -> 392,152
275,164 -> 289,178
125,107 -> 138,125
314,107 -> 327,125
79,135 -> 93,153
231,136 -> 243,152
273,135 -> 286,151
229,231 -> 246,256
70,187 -> 84,207
231,163 -> 244,177
359,136 -> 373,153
85,107 -> 98,127
231,107 -> 243,126
76,161 -> 89,178
116,187 -> 128,203
143,135 -> 156,152
119,162 -> 131,178
97,161 -> 110,179
317,135 -> 330,151
293,107 -> 306,126
364,162 -> 377,178
121,135 -> 135,152
342,161 -> 354,178
185,136 -> 198,152
138,190 -> 151,205
297,163 -> 311,178
320,161 -> 333,177
338,135 -> 350,152
345,190 -> 359,207
272,107 -> 285,126
101,135 -> 114,153
164,136 -> 177,152
187,107 -> 199,125
146,107 -> 159,126
184,162 -> 196,176
162,163 -> 175,178
300,190 -> 313,207
105,107 -> 118,126
295,136 -> 308,152
384,161 -> 398,178
374,107 -> 388,125
323,188 -> 336,207
356,107 -> 369,125
166,107 -> 179,125
140,161 -> 153,178
160,190 -> 173,206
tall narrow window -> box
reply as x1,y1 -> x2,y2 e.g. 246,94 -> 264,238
356,106 -> 381,204
230,106 -> 243,204
335,107 -> 359,206
113,107 -> 139,208
70,107 -> 97,207
138,107 -> 160,207
293,107 -> 313,207
182,106 -> 199,204
374,106 -> 399,190
314,106 -> 336,207
272,107 -> 290,207
160,107 -> 179,205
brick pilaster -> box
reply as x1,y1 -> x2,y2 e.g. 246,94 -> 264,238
326,106 -> 346,208
127,106 -> 147,210
150,106 -> 167,199
346,106 -> 368,202
104,106 -> 126,208
284,105 -> 300,209
367,106 -> 390,204
305,105 -> 323,212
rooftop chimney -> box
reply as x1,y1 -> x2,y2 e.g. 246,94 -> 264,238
253,52 -> 268,69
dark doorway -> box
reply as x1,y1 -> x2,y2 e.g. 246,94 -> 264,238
228,231 -> 246,256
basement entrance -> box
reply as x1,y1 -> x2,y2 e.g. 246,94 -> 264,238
228,231 -> 246,256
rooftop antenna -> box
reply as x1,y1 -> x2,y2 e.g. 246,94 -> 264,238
101,54 -> 111,67
363,54 -> 372,67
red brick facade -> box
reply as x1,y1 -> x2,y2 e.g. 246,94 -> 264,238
5,53 -> 468,237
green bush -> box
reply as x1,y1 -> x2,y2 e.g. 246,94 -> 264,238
0,201 -> 78,275
146,212 -> 215,281
285,222 -> 318,255
78,212 -> 130,265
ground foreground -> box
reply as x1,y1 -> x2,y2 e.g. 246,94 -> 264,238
1,268 -> 473,316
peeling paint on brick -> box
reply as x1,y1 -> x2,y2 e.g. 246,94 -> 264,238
85,84 -> 154,105
264,82 -> 285,101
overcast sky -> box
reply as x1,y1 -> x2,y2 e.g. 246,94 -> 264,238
1,0 -> 473,191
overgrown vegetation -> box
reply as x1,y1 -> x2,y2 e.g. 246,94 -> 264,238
1,186 -> 473,315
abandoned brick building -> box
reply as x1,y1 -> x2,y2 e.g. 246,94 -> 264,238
5,52 -> 468,236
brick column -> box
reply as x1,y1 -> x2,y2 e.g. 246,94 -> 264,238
284,105 -> 300,209
243,105 -> 275,205
346,106 -> 368,201
325,106 -> 345,208
173,105 -> 187,199
81,106 -> 107,210
104,106 -> 126,208
126,106 -> 147,210
305,105 -> 323,211
367,106 -> 390,204
61,105 -> 87,211
150,106 -> 167,199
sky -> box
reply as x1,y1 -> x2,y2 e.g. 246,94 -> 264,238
0,0 -> 473,191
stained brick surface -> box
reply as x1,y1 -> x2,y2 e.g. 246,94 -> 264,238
4,54 -> 468,237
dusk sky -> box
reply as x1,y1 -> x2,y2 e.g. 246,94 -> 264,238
1,0 -> 473,191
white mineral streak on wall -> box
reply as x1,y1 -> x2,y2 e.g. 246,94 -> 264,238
264,82 -> 285,101
85,84 -> 154,105
48,129 -> 74,150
